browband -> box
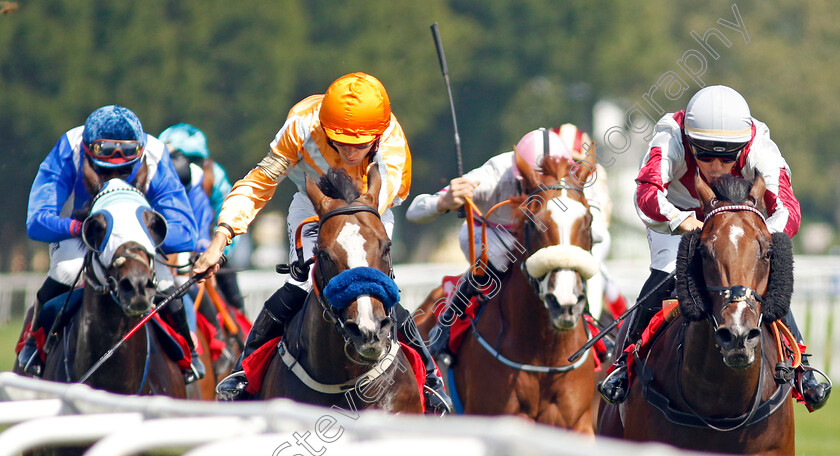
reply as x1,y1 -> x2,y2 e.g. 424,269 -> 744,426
703,205 -> 766,223
319,204 -> 380,226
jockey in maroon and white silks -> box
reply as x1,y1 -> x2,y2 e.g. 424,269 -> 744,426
635,110 -> 800,239
600,86 -> 829,411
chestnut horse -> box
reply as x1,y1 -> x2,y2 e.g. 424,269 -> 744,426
257,167 -> 422,412
422,153 -> 598,431
598,173 -> 796,454
36,166 -> 186,398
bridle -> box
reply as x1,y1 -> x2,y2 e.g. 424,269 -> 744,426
520,183 -> 592,305
280,203 -> 396,363
84,246 -> 156,303
82,182 -> 158,303
698,204 -> 768,330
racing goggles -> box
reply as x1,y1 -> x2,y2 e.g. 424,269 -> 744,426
84,140 -> 144,164
328,138 -> 376,150
687,137 -> 747,164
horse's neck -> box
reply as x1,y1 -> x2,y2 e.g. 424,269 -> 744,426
679,320 -> 768,411
293,293 -> 370,383
73,293 -> 146,388
492,266 -> 575,352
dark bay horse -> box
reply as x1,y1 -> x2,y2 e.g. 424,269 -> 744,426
598,173 -> 796,454
257,167 -> 422,412
429,153 -> 598,431
38,163 -> 186,398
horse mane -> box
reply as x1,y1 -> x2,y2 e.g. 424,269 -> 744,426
317,168 -> 360,204
710,174 -> 751,205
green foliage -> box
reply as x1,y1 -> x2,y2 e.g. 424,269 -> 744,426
2,0 -> 840,269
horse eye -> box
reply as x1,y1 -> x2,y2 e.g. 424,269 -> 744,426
764,246 -> 774,260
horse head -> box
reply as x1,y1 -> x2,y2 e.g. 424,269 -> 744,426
677,173 -> 793,368
80,173 -> 165,318
513,149 -> 598,330
306,166 -> 396,361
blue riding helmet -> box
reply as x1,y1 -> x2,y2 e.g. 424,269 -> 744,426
82,105 -> 147,169
159,123 -> 209,161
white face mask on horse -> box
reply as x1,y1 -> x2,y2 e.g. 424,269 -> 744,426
83,179 -> 166,284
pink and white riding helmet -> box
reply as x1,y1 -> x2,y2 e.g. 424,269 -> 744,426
512,128 -> 572,180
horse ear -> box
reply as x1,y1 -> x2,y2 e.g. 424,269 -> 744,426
82,157 -> 102,197
694,168 -> 716,211
133,157 -> 149,194
514,147 -> 540,192
81,213 -> 108,253
305,173 -> 330,215
570,145 -> 596,189
142,209 -> 168,248
362,165 -> 381,209
748,173 -> 766,213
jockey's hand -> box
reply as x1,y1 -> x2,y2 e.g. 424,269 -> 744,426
436,178 -> 479,212
677,216 -> 703,233
192,231 -> 227,283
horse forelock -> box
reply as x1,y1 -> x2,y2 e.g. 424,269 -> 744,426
710,174 -> 751,205
318,168 -> 361,204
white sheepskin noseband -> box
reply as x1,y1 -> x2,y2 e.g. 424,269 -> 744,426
525,245 -> 598,280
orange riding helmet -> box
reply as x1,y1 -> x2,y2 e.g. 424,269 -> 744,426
319,72 -> 391,144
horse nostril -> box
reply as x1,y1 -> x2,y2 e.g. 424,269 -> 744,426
715,328 -> 735,348
746,328 -> 762,343
378,316 -> 393,334
344,322 -> 362,338
118,278 -> 136,296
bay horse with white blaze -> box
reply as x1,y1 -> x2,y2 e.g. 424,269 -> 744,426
598,173 -> 796,454
257,167 -> 422,412
437,152 -> 598,431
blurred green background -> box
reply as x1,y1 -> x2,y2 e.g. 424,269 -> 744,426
3,0 -> 840,269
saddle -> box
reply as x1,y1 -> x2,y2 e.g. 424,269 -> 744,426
15,288 -> 193,371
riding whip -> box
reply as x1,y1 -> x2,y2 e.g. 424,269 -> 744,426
567,269 -> 676,363
78,255 -> 226,384
431,22 -> 469,219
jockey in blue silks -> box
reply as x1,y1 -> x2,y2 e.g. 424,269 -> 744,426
158,123 -> 247,311
19,105 -> 205,383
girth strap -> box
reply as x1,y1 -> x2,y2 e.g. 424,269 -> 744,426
277,338 -> 401,394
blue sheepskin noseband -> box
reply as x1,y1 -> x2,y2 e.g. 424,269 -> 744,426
322,267 -> 400,311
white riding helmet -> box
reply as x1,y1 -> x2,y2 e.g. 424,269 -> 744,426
684,85 -> 752,143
